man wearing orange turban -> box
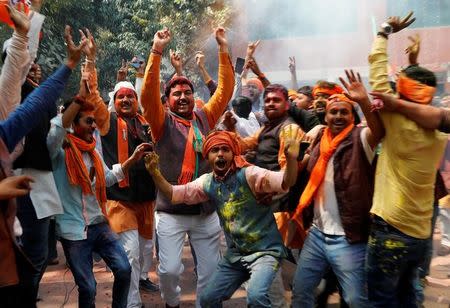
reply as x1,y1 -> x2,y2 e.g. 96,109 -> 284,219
145,128 -> 302,307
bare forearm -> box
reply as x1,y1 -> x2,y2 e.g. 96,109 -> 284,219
150,170 -> 173,201
290,71 -> 298,90
282,157 -> 298,190
359,97 -> 385,147
62,102 -> 81,128
199,65 -> 212,84
396,99 -> 444,130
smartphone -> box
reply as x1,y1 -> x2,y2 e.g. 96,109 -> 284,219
235,57 -> 245,75
298,141 -> 311,160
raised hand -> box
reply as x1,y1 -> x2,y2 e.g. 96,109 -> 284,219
79,28 -> 96,60
79,68 -> 91,98
6,4 -> 30,35
130,143 -> 153,162
282,124 -> 302,160
195,51 -> 205,68
170,49 -> 183,75
246,57 -> 263,77
64,25 -> 87,70
246,40 -> 260,58
131,56 -> 146,76
214,27 -> 228,52
144,151 -> 160,175
288,56 -> 296,74
339,69 -> 368,103
116,59 -> 129,82
30,0 -> 44,12
0,175 -> 34,200
387,11 -> 415,33
221,110 -> 237,132
405,34 -> 420,65
152,28 -> 171,53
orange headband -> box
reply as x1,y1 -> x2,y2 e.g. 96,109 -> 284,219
312,84 -> 344,99
247,78 -> 264,92
396,75 -> 436,105
202,131 -> 251,169
326,94 -> 354,111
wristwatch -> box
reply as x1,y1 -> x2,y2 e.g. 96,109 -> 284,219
380,22 -> 393,35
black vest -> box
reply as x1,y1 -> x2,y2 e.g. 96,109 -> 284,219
101,113 -> 156,202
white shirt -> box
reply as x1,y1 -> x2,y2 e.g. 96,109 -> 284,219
313,127 -> 375,235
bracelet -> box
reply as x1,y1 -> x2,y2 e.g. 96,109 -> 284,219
151,48 -> 163,56
377,32 -> 388,39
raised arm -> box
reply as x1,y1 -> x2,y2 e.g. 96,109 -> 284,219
340,69 -> 385,148
247,57 -> 270,88
80,29 -> 110,135
195,51 -> 217,97
0,4 -> 30,120
0,25 -> 85,153
170,49 -> 183,76
369,12 -> 415,93
289,56 -> 299,90
141,28 -> 171,142
202,27 -> 235,127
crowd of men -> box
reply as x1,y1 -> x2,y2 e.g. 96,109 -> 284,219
0,2 -> 450,308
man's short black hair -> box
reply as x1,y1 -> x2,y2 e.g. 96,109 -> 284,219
402,65 -> 437,87
263,84 -> 288,101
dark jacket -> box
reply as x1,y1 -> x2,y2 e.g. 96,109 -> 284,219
305,126 -> 375,243
101,113 -> 156,202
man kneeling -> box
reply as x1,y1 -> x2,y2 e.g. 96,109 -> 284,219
145,128 -> 302,307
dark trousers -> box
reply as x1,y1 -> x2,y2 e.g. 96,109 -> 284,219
16,193 -> 50,307
61,222 -> 131,308
366,216 -> 428,308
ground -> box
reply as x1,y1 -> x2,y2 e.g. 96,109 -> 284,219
38,232 -> 450,308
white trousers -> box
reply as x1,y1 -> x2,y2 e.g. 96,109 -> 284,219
155,212 -> 221,307
120,229 -> 155,308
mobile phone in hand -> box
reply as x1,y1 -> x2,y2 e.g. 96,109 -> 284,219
235,57 -> 245,75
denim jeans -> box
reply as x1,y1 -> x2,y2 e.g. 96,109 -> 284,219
199,255 -> 280,307
366,216 -> 428,308
291,226 -> 369,308
16,193 -> 51,306
60,222 -> 131,308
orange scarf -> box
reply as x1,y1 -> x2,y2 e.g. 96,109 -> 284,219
64,134 -> 107,213
396,75 -> 436,105
172,113 -> 204,184
291,124 -> 354,227
117,114 -> 148,187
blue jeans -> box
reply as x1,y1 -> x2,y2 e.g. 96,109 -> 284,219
16,193 -> 50,306
292,226 -> 369,308
60,222 -> 131,308
366,216 -> 428,308
199,255 -> 280,307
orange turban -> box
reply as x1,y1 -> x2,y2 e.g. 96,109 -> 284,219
247,78 -> 264,92
288,89 -> 299,99
202,131 -> 251,170
313,84 -> 344,99
396,75 -> 436,105
326,94 -> 355,111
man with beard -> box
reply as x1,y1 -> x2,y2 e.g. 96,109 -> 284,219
311,81 -> 345,125
81,30 -> 159,307
140,27 -> 234,308
289,70 -> 384,308
144,129 -> 302,307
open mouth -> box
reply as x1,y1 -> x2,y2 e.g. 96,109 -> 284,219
215,159 -> 227,169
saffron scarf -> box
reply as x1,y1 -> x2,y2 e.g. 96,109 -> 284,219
64,134 -> 107,213
171,112 -> 204,184
116,114 -> 148,188
396,74 -> 436,105
291,124 -> 354,226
